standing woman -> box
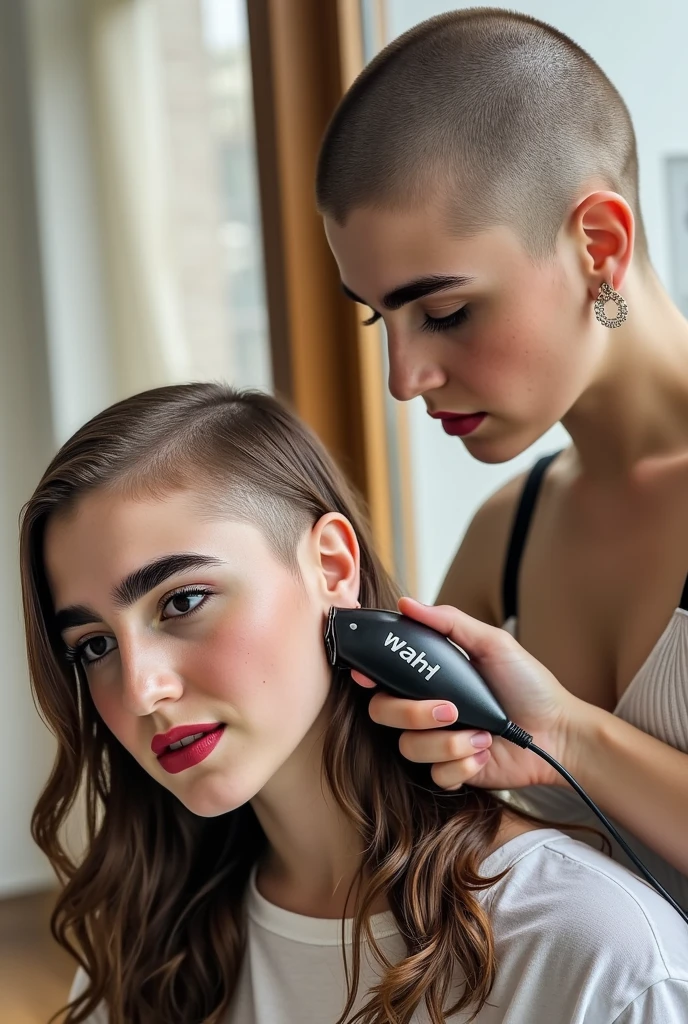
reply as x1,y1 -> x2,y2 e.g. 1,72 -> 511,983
318,9 -> 688,904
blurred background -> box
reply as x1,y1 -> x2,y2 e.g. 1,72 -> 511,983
1,1 -> 686,1019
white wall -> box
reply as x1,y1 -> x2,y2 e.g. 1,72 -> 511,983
383,0 -> 688,601
0,2 -> 58,896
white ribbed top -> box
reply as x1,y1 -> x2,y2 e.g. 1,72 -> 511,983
504,608 -> 688,908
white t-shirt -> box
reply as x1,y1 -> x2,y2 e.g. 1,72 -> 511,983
71,829 -> 688,1023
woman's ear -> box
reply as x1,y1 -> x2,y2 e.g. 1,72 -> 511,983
308,513 -> 360,607
569,190 -> 634,297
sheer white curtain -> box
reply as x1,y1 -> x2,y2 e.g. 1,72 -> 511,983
84,0 -> 233,397
0,0 -> 58,896
84,0 -> 190,395
29,0 -> 238,444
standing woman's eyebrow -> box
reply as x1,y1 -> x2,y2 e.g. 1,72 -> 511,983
341,274 -> 474,313
381,275 -> 474,310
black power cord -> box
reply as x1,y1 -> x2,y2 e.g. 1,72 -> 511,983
502,721 -> 688,925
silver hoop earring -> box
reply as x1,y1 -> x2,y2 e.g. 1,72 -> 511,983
594,281 -> 629,329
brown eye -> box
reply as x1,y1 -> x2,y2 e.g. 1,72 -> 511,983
162,591 -> 208,619
79,635 -> 118,664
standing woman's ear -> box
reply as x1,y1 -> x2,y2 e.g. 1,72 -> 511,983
569,189 -> 635,303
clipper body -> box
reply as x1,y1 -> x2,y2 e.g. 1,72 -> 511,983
325,607 -> 510,736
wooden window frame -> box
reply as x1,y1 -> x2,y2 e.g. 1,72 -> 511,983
247,0 -> 416,589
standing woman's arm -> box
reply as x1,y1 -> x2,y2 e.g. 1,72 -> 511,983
560,698 -> 688,875
357,480 -> 688,877
366,598 -> 688,877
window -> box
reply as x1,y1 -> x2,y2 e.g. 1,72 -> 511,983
200,0 -> 271,389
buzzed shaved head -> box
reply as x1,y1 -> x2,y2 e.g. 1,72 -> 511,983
316,8 -> 646,259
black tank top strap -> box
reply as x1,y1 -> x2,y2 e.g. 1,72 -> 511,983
680,575 -> 688,612
502,451 -> 562,623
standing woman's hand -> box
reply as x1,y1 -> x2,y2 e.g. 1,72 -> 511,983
352,596 -> 585,791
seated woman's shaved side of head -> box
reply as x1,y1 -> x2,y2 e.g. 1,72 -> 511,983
317,8 -> 646,260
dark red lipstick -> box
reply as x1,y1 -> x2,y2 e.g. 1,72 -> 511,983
429,410 -> 487,437
152,723 -> 225,774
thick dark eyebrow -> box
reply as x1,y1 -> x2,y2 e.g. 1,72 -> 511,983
55,553 -> 224,633
55,605 -> 102,633
112,553 -> 224,608
382,275 -> 474,310
342,274 -> 474,313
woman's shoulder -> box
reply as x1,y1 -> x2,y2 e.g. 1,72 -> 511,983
469,828 -> 688,1022
479,828 -> 688,1008
437,471 -> 531,622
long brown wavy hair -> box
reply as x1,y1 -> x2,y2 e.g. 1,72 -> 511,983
22,383 -> 526,1024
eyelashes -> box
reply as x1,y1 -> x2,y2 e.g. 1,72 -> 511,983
62,587 -> 214,669
64,636 -> 117,667
64,638 -> 111,667
421,306 -> 470,333
361,306 -> 470,333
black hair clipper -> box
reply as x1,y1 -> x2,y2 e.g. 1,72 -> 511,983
323,605 -> 688,924
324,606 -> 529,744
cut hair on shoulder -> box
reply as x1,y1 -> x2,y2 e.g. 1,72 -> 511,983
316,7 -> 647,259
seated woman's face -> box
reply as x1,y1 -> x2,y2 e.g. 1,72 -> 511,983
44,487 -> 345,816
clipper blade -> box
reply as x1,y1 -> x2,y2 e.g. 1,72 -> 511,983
324,606 -> 338,665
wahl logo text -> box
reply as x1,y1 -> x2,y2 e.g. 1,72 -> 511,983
384,633 -> 440,682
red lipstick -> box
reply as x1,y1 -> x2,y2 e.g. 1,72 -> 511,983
152,723 -> 225,775
429,411 -> 487,437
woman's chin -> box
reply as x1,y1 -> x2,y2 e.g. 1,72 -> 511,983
463,421 -> 557,464
168,770 -> 264,818
462,435 -> 524,464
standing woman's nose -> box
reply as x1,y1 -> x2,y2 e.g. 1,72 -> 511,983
118,637 -> 185,717
385,329 -> 448,402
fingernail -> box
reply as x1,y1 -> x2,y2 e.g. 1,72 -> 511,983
432,704 -> 457,722
470,731 -> 492,749
474,749 -> 491,765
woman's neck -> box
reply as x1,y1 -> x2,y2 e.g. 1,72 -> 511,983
249,714 -> 538,919
563,268 -> 688,478
250,720 -> 372,918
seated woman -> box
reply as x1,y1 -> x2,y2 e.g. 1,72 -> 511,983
22,383 -> 687,1024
